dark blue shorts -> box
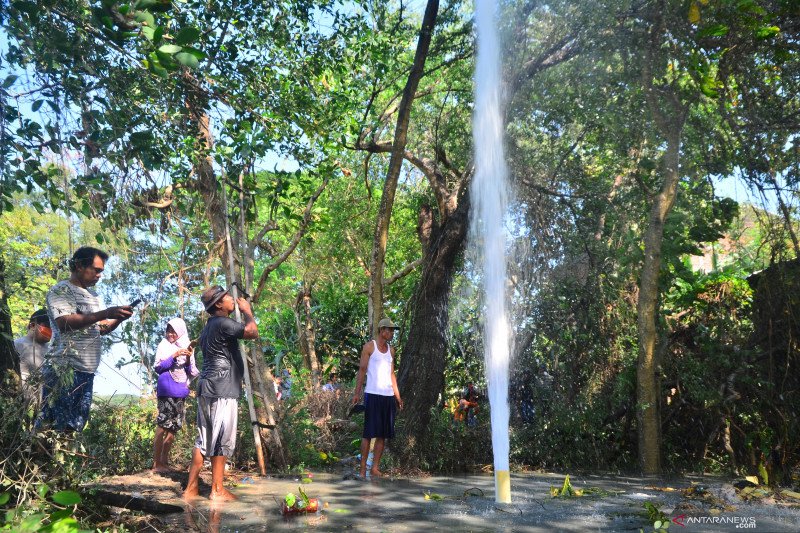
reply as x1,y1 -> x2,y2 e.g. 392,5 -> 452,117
362,393 -> 396,439
40,366 -> 95,432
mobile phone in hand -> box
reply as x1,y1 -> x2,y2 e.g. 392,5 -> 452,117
129,298 -> 142,307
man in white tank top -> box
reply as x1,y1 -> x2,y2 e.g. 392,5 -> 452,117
352,317 -> 404,478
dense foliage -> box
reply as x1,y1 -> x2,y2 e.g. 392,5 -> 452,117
0,0 -> 798,529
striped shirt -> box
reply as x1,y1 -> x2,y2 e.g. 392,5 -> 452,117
46,280 -> 104,373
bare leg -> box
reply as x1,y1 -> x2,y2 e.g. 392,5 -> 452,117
160,429 -> 176,469
359,437 -> 371,477
183,447 -> 203,499
209,456 -> 236,501
371,438 -> 385,477
152,427 -> 167,472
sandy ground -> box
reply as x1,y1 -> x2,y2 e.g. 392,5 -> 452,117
90,469 -> 800,532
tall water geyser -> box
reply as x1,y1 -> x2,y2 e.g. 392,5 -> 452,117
471,0 -> 511,504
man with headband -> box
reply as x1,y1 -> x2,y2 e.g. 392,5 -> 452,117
184,285 -> 258,501
14,309 -> 52,401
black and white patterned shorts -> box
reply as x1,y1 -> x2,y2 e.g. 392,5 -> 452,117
156,397 -> 186,431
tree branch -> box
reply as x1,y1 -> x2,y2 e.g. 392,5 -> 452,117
253,174 -> 331,302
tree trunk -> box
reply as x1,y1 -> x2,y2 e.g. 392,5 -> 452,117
635,2 -> 689,475
184,77 -> 285,469
0,256 -> 20,393
356,5 -> 579,462
184,79 -> 228,268
636,126 -> 681,475
238,172 -> 287,468
368,0 -> 439,336
295,286 -> 321,390
766,169 -> 800,257
397,194 -> 469,460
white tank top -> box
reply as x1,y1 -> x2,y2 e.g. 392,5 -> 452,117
364,340 -> 394,396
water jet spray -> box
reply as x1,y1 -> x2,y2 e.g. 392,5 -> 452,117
471,0 -> 511,504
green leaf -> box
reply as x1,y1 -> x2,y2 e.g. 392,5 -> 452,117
174,52 -> 199,68
175,26 -> 201,45
95,233 -> 105,244
37,484 -> 50,499
20,513 -> 46,530
11,1 -> 39,17
141,25 -> 155,41
700,84 -> 718,98
736,0 -> 766,15
654,521 -> 663,529
47,508 -> 73,521
298,486 -> 310,507
136,0 -> 172,13
133,10 -> 155,27
700,74 -> 720,98
159,44 -> 183,54
754,26 -> 780,39
155,51 -> 177,70
183,46 -> 206,60
697,24 -> 728,38
0,492 -> 9,505
2,75 -> 18,88
52,490 -> 81,506
130,131 -> 154,146
284,492 -> 296,507
153,64 -> 169,77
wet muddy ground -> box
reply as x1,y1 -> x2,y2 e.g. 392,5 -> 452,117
94,470 -> 800,532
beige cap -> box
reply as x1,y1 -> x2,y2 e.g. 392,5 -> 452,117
378,317 -> 400,329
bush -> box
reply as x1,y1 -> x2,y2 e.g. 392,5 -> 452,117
0,383 -> 122,531
277,388 -> 358,469
411,406 -> 493,473
82,398 -> 157,475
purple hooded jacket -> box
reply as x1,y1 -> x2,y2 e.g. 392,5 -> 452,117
154,318 -> 199,398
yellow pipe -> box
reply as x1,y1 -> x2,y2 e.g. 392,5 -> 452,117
495,470 -> 511,503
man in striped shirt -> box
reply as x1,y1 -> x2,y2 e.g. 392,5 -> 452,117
40,247 -> 133,432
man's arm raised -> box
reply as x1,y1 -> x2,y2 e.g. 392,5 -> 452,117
237,297 -> 259,340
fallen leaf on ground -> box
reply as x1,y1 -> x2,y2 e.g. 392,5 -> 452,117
646,486 -> 677,492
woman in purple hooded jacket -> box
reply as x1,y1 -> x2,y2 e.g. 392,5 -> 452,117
152,317 -> 198,472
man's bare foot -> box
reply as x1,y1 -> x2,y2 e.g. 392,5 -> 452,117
183,488 -> 200,500
369,468 -> 385,478
209,488 -> 237,501
152,465 -> 172,473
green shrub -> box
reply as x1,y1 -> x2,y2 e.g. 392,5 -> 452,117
82,399 -> 157,475
412,406 -> 493,473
